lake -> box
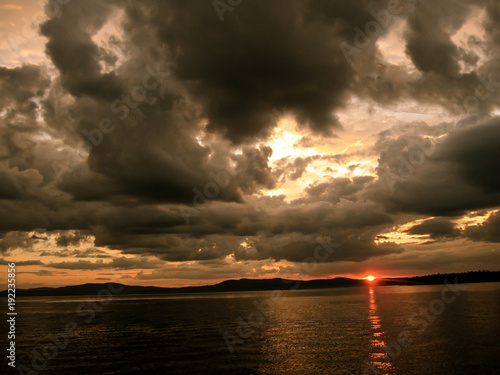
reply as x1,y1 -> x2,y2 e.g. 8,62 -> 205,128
5,282 -> 500,374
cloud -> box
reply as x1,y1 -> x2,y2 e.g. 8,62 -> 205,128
39,247 -> 111,258
406,218 -> 462,239
47,259 -> 106,270
0,258 -> 44,266
39,250 -> 70,257
147,0 -> 360,141
438,117 -> 500,193
47,256 -> 163,270
465,210 -> 500,243
18,270 -> 68,276
370,116 -> 500,216
55,231 -> 90,247
0,231 -> 40,254
404,0 -> 468,77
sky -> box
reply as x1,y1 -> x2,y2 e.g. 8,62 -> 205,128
1,0 -> 500,288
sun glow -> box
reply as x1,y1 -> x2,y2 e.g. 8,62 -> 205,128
366,275 -> 375,282
267,118 -> 314,162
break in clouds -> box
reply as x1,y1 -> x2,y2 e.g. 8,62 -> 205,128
1,0 -> 500,286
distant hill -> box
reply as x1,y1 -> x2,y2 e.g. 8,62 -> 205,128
2,271 -> 499,297
3,277 -> 366,297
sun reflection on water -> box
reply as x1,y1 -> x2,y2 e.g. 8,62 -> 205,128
367,287 -> 394,374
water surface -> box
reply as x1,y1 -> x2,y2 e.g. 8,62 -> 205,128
5,282 -> 500,374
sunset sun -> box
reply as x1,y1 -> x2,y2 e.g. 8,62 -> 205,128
366,275 -> 375,282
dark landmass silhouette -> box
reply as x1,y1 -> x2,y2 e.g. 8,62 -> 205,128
2,270 -> 499,297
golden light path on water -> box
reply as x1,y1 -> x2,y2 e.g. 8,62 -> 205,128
367,286 -> 394,374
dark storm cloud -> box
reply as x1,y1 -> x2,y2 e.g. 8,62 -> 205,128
0,64 -> 51,197
273,156 -> 313,182
0,64 -> 48,110
39,250 -> 70,257
353,0 -> 500,114
38,0 -> 293,206
176,179 -> 391,237
150,0 -> 361,141
295,176 -> 375,204
93,232 -> 244,262
57,174 -> 399,264
404,0 -> 469,77
71,248 -> 111,258
40,0 -> 122,99
231,146 -> 275,193
250,230 -> 402,263
272,154 -> 350,183
405,218 -> 462,239
55,231 -> 89,247
47,256 -> 162,270
482,1 -> 500,74
169,192 -> 397,262
0,231 -> 40,254
0,258 -> 44,266
465,210 -> 500,242
370,116 -> 500,216
39,248 -> 110,258
17,270 -> 68,276
438,117 -> 500,193
11,0 -> 403,265
47,259 -> 107,270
